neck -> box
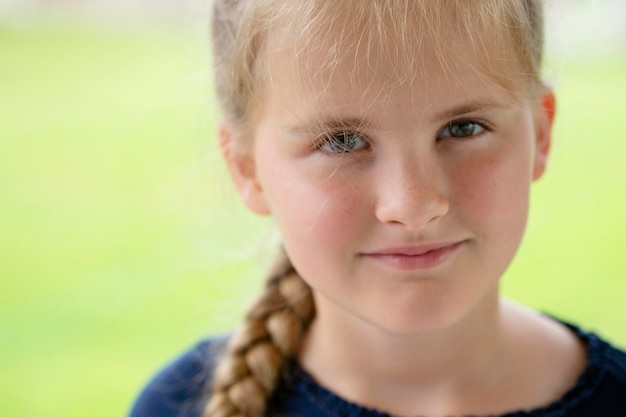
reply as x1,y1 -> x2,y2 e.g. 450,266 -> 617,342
298,291 -> 509,416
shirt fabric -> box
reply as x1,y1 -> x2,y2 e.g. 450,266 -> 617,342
129,322 -> 626,417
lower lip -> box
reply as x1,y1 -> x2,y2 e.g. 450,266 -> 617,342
362,241 -> 465,270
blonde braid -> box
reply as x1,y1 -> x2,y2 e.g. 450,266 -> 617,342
203,253 -> 315,417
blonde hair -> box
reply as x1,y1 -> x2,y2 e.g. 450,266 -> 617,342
205,1 -> 545,417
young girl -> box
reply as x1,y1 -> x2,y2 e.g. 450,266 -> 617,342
131,1 -> 626,416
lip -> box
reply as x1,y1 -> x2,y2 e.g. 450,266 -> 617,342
360,240 -> 467,270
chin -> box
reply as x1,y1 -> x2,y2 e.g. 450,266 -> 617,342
361,302 -> 474,338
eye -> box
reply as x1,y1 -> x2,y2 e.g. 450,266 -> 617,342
438,120 -> 486,139
318,131 -> 370,154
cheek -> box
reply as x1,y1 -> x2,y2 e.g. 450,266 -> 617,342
260,165 -> 369,287
258,156 -> 367,249
452,141 -> 534,249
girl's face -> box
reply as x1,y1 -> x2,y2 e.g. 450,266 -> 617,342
225,28 -> 554,335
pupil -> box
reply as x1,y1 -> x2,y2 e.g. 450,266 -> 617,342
333,133 -> 355,152
451,122 -> 475,137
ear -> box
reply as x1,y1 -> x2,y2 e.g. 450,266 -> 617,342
532,87 -> 556,181
218,123 -> 271,215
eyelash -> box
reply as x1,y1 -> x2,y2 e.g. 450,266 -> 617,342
314,118 -> 491,155
315,131 -> 371,155
438,119 -> 491,140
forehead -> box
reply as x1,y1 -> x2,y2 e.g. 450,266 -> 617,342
258,15 -> 524,121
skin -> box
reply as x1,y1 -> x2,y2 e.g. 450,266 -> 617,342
221,25 -> 584,417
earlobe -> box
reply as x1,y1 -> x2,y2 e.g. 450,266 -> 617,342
219,123 -> 271,215
532,88 -> 556,181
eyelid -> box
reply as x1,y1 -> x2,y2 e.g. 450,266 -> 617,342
438,118 -> 493,139
314,129 -> 372,155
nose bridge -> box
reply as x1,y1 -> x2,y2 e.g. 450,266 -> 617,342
375,150 -> 449,229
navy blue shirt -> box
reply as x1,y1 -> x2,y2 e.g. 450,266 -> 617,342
130,324 -> 626,417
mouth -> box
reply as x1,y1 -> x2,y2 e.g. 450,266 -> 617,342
360,240 -> 467,270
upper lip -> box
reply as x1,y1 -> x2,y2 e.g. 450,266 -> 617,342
362,240 -> 466,256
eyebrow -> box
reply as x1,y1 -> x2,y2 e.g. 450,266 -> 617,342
430,99 -> 512,124
287,117 -> 375,135
286,98 -> 513,135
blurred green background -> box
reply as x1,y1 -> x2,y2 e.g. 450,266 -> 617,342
1,2 -> 626,417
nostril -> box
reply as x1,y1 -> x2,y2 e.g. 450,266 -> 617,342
374,183 -> 449,230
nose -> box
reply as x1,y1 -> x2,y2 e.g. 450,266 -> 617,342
374,158 -> 450,231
